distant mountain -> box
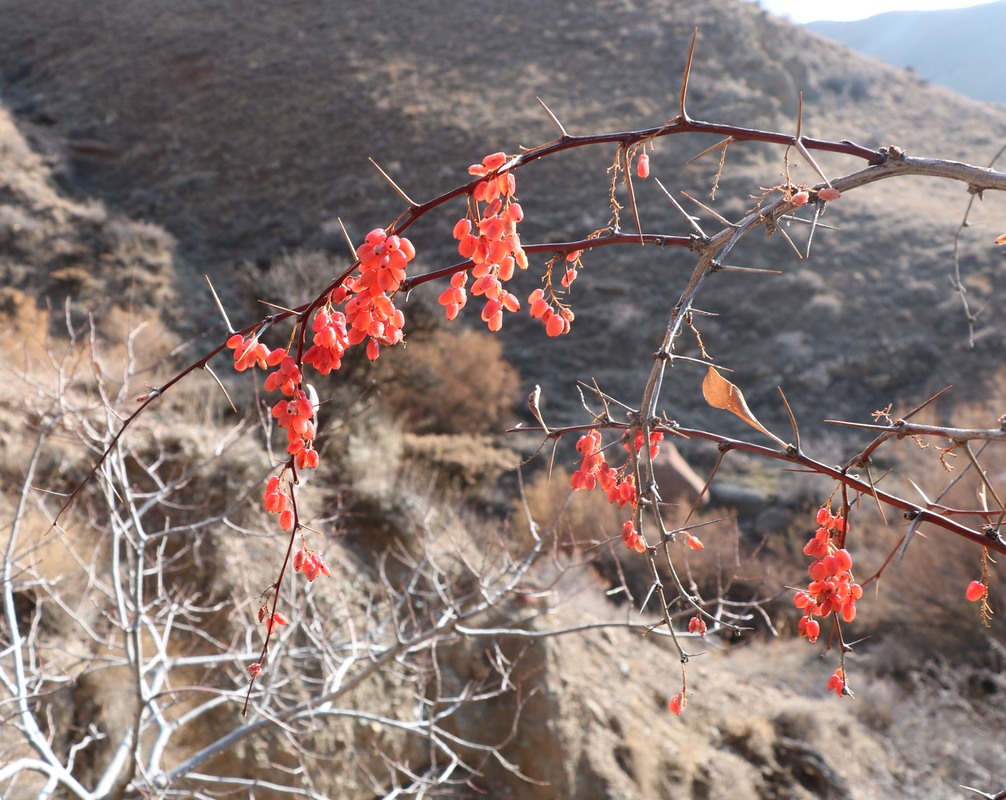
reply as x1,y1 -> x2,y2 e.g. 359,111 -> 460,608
807,1 -> 1006,105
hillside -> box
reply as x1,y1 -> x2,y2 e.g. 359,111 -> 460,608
808,1 -> 1006,105
1,0 -> 1005,437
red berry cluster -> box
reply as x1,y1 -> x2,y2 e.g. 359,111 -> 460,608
569,429 -> 701,555
570,429 -> 644,506
270,385 -> 319,470
528,287 -> 574,337
303,308 -> 351,375
293,547 -> 331,582
348,229 -> 413,360
227,333 -> 283,373
621,520 -> 645,553
262,352 -> 299,394
257,607 -> 289,635
263,474 -> 295,532
561,250 -> 582,288
232,231 -> 416,485
444,152 -> 527,332
438,270 -> 469,322
793,507 -> 863,644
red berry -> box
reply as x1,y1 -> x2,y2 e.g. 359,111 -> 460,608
826,668 -> 846,696
636,152 -> 650,179
966,580 -> 985,602
302,558 -> 319,582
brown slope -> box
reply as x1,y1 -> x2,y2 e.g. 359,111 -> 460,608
0,0 -> 1004,431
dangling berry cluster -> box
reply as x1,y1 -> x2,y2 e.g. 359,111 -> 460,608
271,389 -> 319,470
227,333 -> 283,372
293,546 -> 332,582
263,474 -> 295,532
303,307 -> 351,375
348,229 -> 413,360
794,507 -> 863,645
231,230 -> 415,487
621,520 -> 645,553
444,152 -> 527,331
257,606 -> 289,635
528,287 -> 575,337
569,429 -> 700,555
569,429 -> 643,507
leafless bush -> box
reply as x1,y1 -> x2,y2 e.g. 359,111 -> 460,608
1,317 -> 686,798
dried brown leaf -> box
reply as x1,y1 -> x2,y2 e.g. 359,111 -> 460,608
702,367 -> 787,448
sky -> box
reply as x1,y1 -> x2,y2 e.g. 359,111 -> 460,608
750,0 -> 1002,23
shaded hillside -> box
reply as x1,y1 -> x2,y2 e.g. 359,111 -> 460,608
808,1 -> 1006,105
1,0 -> 1005,446
0,105 -> 181,331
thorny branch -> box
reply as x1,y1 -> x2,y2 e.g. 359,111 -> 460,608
9,28 -> 1006,798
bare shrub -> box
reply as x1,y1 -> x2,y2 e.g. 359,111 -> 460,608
374,327 -> 521,434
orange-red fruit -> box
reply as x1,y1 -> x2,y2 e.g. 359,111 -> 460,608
636,152 -> 650,179
818,187 -> 841,202
302,558 -> 319,582
482,152 -> 507,171
966,580 -> 985,602
668,692 -> 686,715
688,616 -> 707,636
800,616 -> 820,643
826,668 -> 846,696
